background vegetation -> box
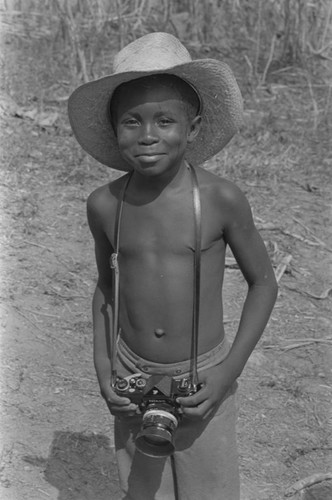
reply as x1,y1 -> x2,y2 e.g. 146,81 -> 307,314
1,0 -> 331,84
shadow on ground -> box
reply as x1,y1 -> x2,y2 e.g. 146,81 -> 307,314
24,431 -> 121,499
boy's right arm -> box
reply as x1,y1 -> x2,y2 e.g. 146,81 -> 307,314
87,190 -> 138,417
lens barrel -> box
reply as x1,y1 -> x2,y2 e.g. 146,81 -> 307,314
135,409 -> 178,457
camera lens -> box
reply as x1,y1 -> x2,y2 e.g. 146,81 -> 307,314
135,408 -> 178,458
145,435 -> 168,445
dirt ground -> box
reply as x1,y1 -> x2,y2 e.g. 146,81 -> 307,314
0,38 -> 331,500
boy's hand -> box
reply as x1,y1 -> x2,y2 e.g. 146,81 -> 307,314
100,384 -> 139,418
177,361 -> 236,420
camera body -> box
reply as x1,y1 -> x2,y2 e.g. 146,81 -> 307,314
113,374 -> 199,457
113,373 -> 196,410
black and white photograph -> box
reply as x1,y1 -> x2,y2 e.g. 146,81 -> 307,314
0,1 -> 331,499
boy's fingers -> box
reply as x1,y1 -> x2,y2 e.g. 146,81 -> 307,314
181,400 -> 210,419
177,389 -> 207,407
108,395 -> 132,405
107,396 -> 137,410
106,398 -> 138,415
101,387 -> 134,407
111,408 -> 138,418
110,404 -> 137,413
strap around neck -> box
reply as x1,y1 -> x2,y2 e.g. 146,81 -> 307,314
113,172 -> 133,256
190,163 -> 201,387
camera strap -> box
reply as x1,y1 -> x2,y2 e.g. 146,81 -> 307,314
110,162 -> 201,389
190,163 -> 201,388
110,173 -> 132,385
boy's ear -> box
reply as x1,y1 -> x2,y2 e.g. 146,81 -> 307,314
187,115 -> 202,144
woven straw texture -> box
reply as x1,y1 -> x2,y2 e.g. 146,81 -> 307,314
68,32 -> 243,171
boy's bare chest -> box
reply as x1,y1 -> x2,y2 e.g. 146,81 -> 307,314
107,192 -> 224,256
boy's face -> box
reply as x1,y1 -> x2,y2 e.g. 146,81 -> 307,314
112,78 -> 201,178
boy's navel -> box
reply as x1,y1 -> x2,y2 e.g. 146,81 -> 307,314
154,328 -> 165,338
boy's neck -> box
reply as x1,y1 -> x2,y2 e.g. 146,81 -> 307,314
130,160 -> 189,197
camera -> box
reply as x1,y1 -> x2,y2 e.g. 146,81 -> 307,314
113,373 -> 199,457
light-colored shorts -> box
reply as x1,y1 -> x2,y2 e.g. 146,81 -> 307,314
114,337 -> 240,500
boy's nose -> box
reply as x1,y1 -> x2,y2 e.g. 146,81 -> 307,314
138,123 -> 159,145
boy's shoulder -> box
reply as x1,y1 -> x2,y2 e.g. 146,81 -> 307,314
196,166 -> 247,208
87,174 -> 130,215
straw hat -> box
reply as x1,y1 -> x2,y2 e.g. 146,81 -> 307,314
68,32 -> 243,171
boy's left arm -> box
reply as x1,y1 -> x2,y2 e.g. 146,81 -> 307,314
178,185 -> 278,420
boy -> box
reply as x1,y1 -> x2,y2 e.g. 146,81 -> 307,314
68,32 -> 278,500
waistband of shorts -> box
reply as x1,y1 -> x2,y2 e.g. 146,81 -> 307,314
116,336 -> 231,378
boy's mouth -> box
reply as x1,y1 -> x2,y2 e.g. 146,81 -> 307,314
136,153 -> 165,161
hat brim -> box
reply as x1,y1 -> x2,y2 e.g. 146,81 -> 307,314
68,59 -> 243,171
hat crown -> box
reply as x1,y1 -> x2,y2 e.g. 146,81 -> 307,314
113,32 -> 192,73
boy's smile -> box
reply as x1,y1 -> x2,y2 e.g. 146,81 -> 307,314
113,79 -> 201,178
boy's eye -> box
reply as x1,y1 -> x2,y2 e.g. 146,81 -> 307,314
158,118 -> 174,126
122,118 -> 140,127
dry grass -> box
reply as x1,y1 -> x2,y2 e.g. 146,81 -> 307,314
1,0 -> 331,85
